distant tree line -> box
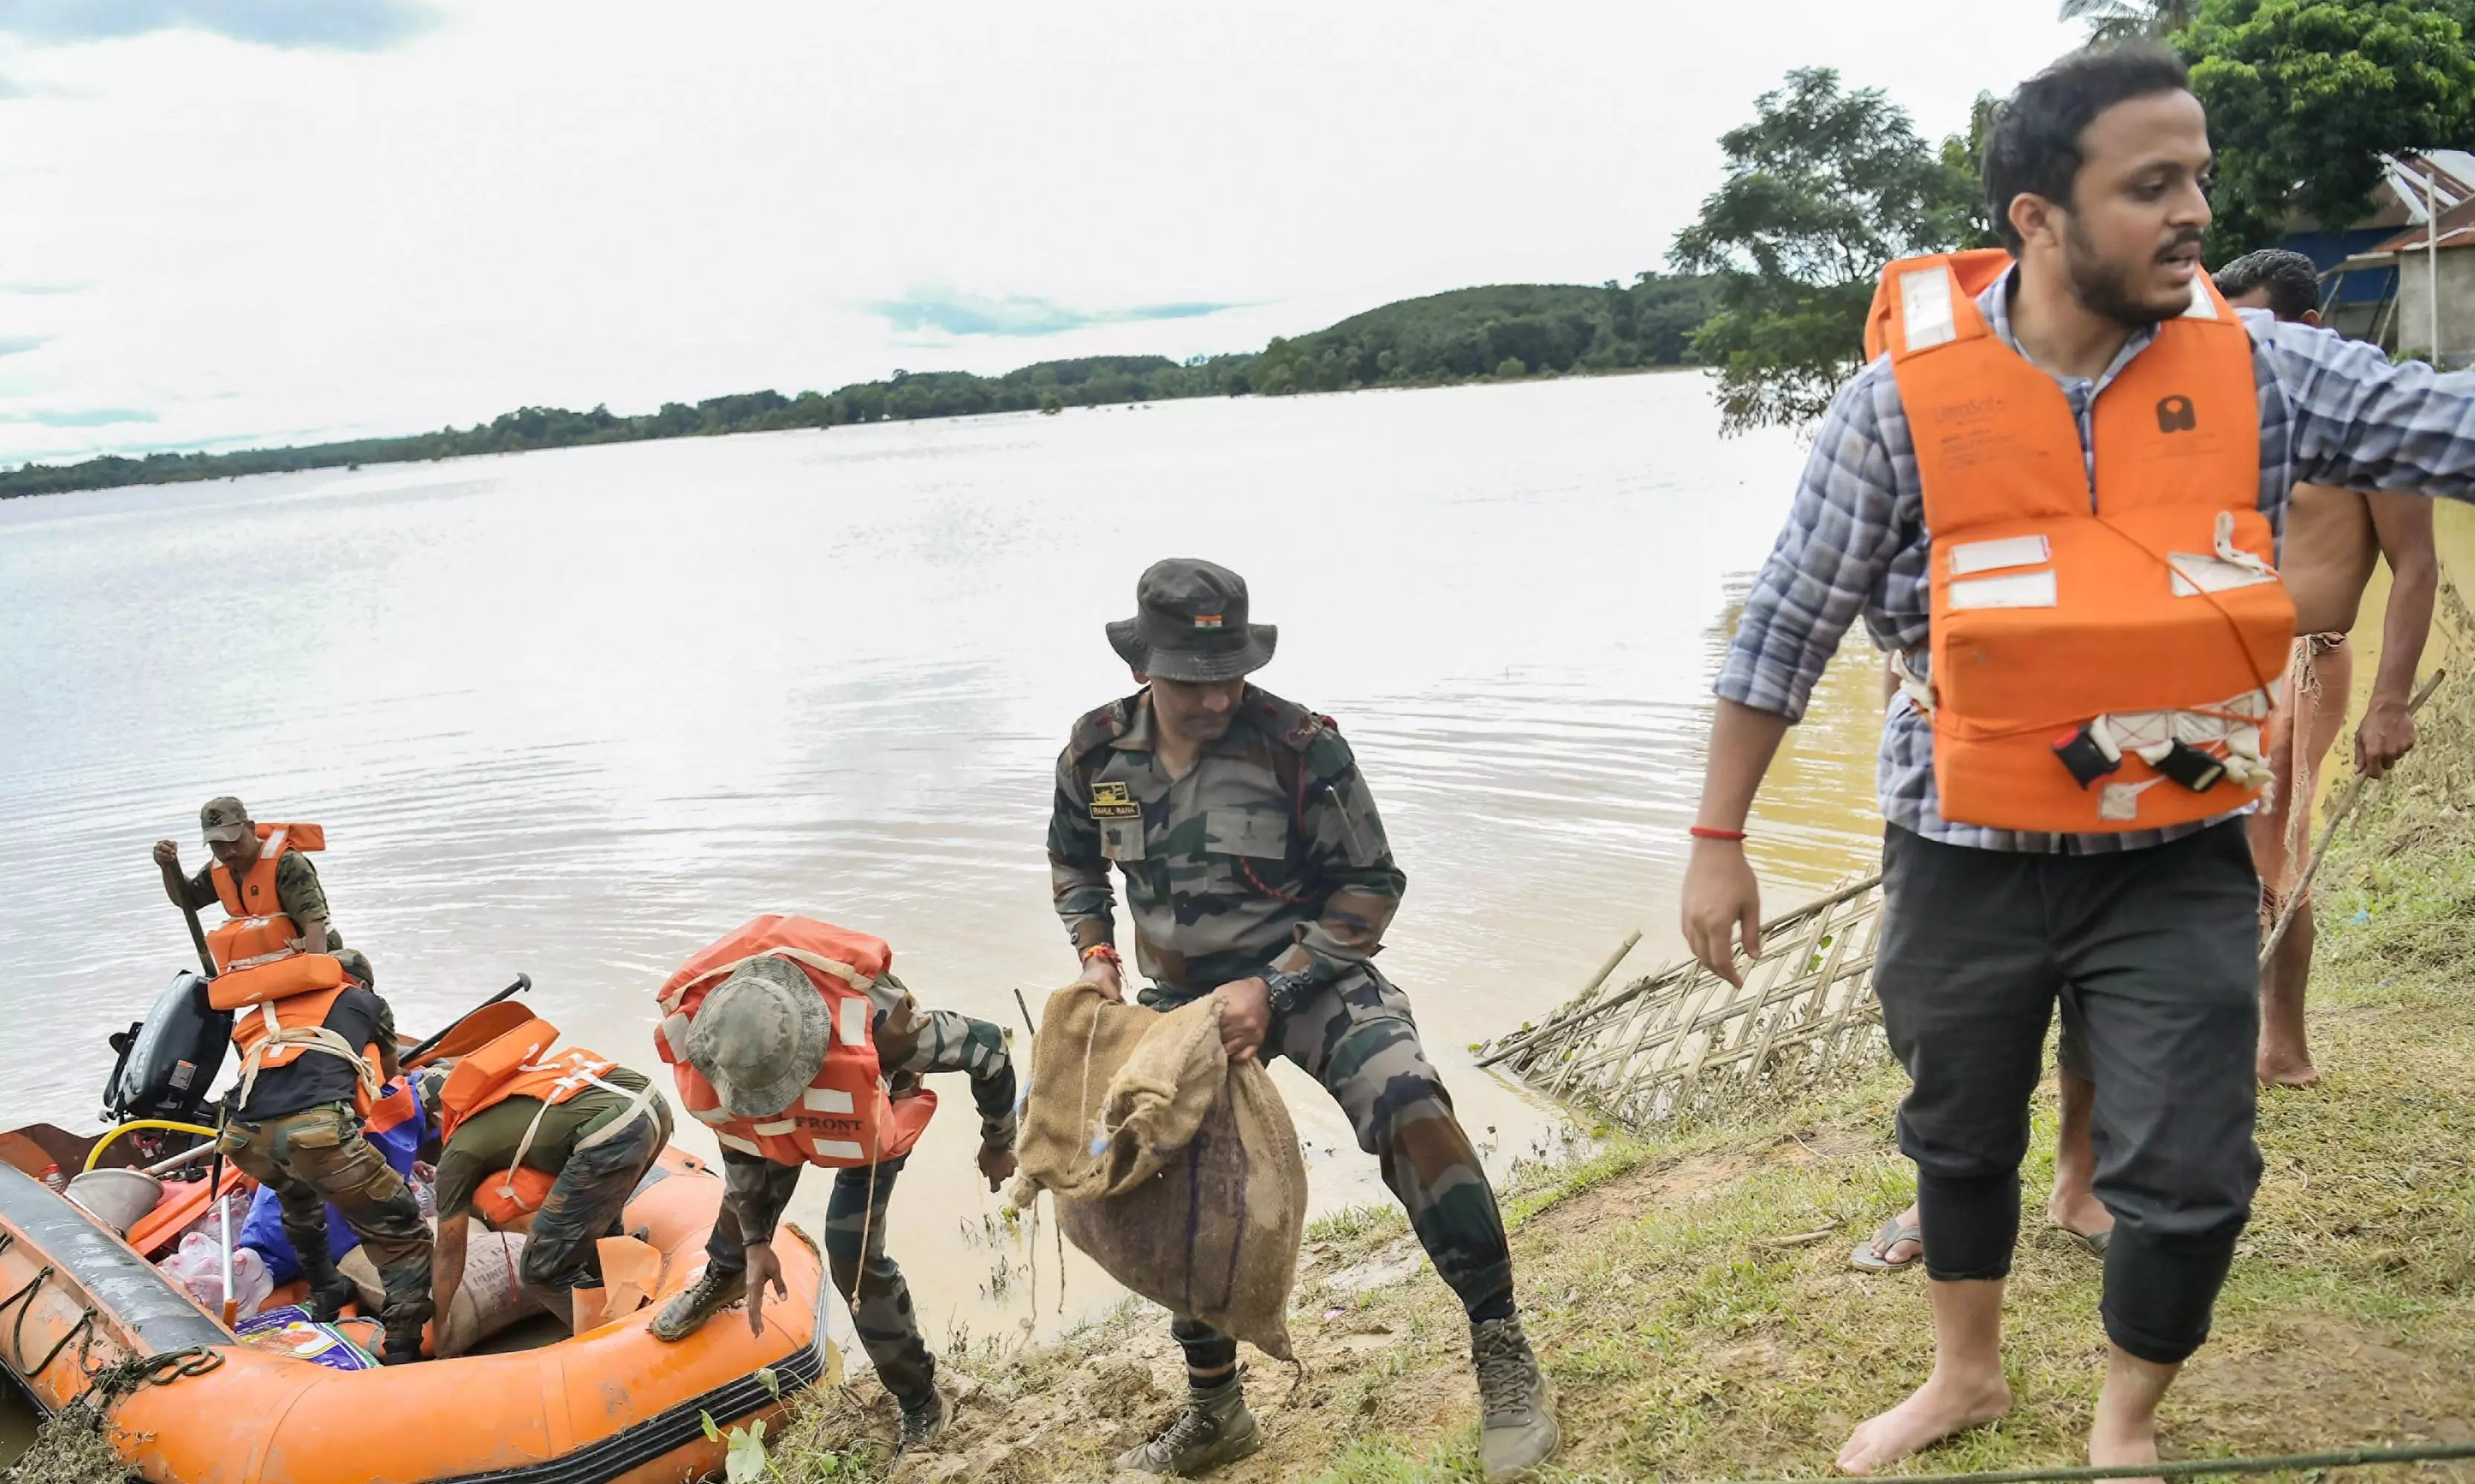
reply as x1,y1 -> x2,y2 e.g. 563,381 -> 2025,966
0,277 -> 1719,500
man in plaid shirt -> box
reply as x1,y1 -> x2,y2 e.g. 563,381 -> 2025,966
1682,45 -> 2475,1479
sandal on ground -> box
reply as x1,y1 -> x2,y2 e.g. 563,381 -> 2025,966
1849,1215 -> 1923,1274
2061,1225 -> 2111,1258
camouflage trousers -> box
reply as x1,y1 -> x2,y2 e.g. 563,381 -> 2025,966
1146,966 -> 1514,1379
517,1105 -> 669,1293
222,1101 -> 433,1337
706,1153 -> 933,1410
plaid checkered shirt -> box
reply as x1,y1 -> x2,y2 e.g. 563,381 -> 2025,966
1717,274 -> 2475,853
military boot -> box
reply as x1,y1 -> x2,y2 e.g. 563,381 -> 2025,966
292,1235 -> 358,1324
651,1265 -> 746,1343
380,1321 -> 427,1366
1116,1377 -> 1260,1477
1471,1314 -> 1558,1480
896,1386 -> 950,1454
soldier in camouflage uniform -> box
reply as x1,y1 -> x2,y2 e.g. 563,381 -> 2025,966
1049,558 -> 1558,1481
653,957 -> 1019,1455
216,976 -> 434,1362
154,796 -> 377,986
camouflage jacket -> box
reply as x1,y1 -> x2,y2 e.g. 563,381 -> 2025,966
1047,685 -> 1405,1001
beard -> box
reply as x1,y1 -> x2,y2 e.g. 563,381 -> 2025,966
2063,213 -> 2197,329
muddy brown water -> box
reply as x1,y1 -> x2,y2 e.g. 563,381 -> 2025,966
0,375 -> 1883,1370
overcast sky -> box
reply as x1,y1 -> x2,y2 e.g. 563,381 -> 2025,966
0,1 -> 2085,464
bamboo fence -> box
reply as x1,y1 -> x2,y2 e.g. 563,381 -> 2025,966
1477,875 -> 1887,1132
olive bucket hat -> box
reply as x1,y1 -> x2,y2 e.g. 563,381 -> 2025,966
682,957 -> 833,1120
1105,558 -> 1278,683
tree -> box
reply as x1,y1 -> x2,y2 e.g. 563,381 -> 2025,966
2060,0 -> 2201,43
2183,0 -> 2475,262
1939,91 -> 2004,249
1670,68 -> 1983,433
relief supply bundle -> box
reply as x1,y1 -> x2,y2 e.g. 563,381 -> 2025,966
1011,982 -> 1308,1360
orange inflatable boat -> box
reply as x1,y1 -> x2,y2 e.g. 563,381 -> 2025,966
0,970 -> 840,1484
0,1144 -> 834,1484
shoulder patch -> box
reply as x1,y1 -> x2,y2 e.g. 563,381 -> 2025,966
1068,695 -> 1138,762
1248,688 -> 1333,752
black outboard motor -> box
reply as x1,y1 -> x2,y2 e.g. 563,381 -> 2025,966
102,970 -> 232,1131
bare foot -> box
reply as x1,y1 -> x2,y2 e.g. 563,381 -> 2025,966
2089,1396 -> 2163,1484
1836,1372 -> 2012,1475
2256,1049 -> 2320,1088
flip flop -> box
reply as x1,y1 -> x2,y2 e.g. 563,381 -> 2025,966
1849,1215 -> 1924,1273
2062,1226 -> 2111,1258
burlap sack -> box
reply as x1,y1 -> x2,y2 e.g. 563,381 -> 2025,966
1012,983 -> 1308,1360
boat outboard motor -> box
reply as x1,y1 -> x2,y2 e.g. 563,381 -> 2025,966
102,970 -> 232,1129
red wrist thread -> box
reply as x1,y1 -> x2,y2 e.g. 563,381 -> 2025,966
1689,825 -> 1748,842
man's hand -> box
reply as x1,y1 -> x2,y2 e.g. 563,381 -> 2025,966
744,1241 -> 786,1338
1078,953 -> 1125,1003
1211,977 -> 1272,1063
152,839 -> 181,872
978,1144 -> 1018,1193
2355,700 -> 2418,781
1680,839 -> 1761,987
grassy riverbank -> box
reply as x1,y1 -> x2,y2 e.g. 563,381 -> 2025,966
775,693 -> 2475,1482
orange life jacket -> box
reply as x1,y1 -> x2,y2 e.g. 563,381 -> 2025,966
210,952 -> 384,1115
1865,249 -> 2294,833
654,916 -> 937,1169
204,822 -> 329,974
436,1015 -> 662,1227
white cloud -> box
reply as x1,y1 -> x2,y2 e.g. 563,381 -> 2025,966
0,0 -> 2085,465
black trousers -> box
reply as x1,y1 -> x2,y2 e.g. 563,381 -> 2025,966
1876,822 -> 2263,1364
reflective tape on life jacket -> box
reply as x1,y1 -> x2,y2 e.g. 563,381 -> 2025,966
1869,248 -> 2294,833
654,916 -> 933,1169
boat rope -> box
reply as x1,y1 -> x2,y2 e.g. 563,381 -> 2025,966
77,1346 -> 225,1410
0,1259 -> 100,1387
19,1306 -> 95,1383
1711,1439 -> 2475,1484
0,1262 -> 57,1361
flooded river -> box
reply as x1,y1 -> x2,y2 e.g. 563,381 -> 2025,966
0,372 -> 1886,1356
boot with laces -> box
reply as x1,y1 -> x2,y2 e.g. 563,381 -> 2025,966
1471,1314 -> 1558,1480
896,1386 -> 950,1454
651,1265 -> 746,1342
1115,1376 -> 1260,1477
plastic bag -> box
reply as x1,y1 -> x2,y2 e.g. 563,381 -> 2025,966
236,1305 -> 381,1371
158,1231 -> 272,1321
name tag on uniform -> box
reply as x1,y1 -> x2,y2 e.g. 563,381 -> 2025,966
1089,781 -> 1140,819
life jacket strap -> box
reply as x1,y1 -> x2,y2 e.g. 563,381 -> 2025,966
496,1069 -> 662,1210
236,998 -> 381,1109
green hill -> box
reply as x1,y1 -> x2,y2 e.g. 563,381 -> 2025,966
0,274 -> 1719,500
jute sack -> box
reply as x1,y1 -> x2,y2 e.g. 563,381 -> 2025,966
1011,982 -> 1308,1361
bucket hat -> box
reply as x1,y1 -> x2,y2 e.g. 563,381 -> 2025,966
682,957 -> 832,1120
1104,558 -> 1277,683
